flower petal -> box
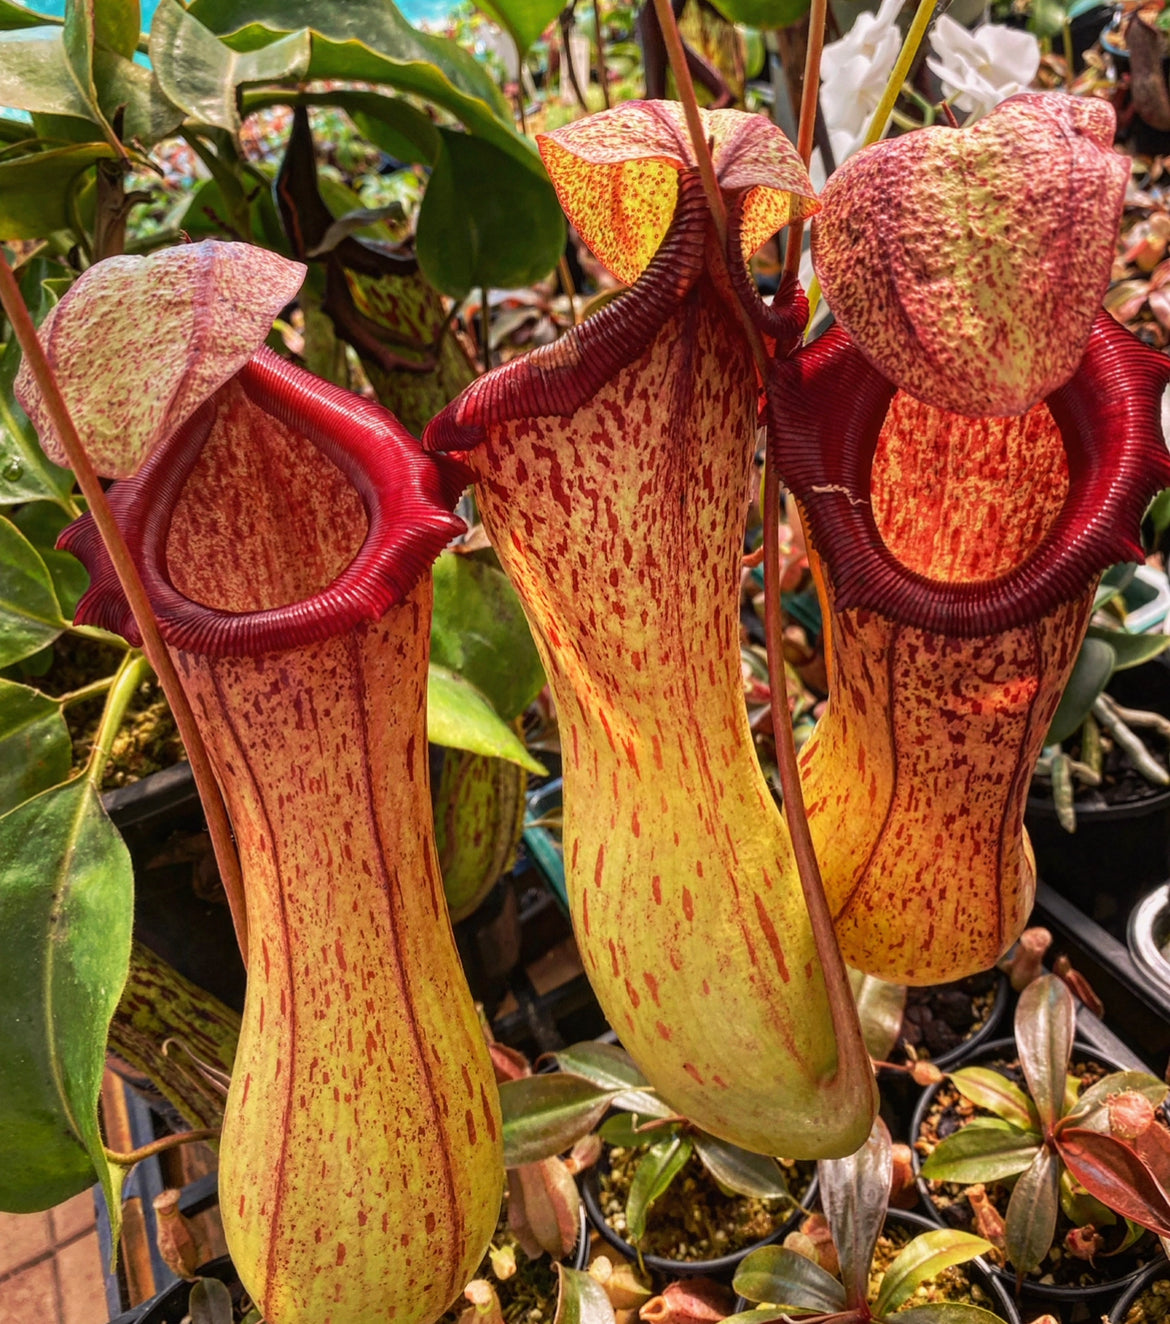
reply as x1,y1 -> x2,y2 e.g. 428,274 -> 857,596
811,93 -> 1128,416
16,241 -> 305,479
538,101 -> 818,284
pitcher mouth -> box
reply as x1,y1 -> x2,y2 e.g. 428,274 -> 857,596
60,348 -> 467,659
767,311 -> 1170,639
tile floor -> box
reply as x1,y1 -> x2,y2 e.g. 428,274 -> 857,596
0,1190 -> 108,1324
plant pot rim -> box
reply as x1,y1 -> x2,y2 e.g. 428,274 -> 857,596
1107,1251 -> 1170,1323
732,1207 -> 1021,1322
580,1146 -> 814,1278
918,971 -> 1012,1074
910,1035 -> 1156,1302
1026,783 -> 1170,825
115,1206 -> 591,1323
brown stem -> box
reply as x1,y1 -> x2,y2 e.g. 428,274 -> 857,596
595,0 -> 612,107
104,1128 -> 220,1169
763,460 -> 873,1099
0,250 -> 249,965
560,11 -> 592,110
782,0 -> 827,282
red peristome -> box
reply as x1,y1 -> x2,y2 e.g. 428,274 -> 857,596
60,348 -> 466,658
767,311 -> 1170,638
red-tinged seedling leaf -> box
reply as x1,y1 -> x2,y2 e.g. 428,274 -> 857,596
919,1120 -> 1040,1184
538,101 -> 817,284
16,241 -> 305,478
818,1117 -> 892,1309
1016,975 -> 1076,1132
508,1157 -> 582,1259
1004,1146 -> 1060,1275
500,1075 -> 622,1168
1058,1127 -> 1170,1235
733,1246 -> 847,1314
811,92 -> 1128,417
692,1132 -> 792,1200
1060,1072 -> 1168,1131
875,1230 -> 993,1316
949,1068 -> 1040,1133
554,1266 -> 619,1324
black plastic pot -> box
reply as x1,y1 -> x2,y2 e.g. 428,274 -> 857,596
910,1037 -> 1158,1309
921,971 -> 1011,1075
733,1208 -> 1020,1321
581,1149 -> 814,1281
1108,1253 -> 1170,1323
108,1206 -> 592,1323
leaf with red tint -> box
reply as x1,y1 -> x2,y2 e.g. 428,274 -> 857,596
16,242 -> 305,478
1058,1127 -> 1170,1236
812,93 -> 1128,417
538,100 -> 818,284
1016,975 -> 1075,1132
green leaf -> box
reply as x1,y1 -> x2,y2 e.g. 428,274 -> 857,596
329,90 -> 441,165
705,0 -> 809,26
1146,489 -> 1170,539
893,1307 -> 1010,1324
187,0 -> 531,163
551,1040 -> 668,1119
1015,974 -> 1075,1130
0,515 -> 66,667
819,1117 -> 891,1310
1095,562 -> 1137,611
0,142 -> 116,238
1086,625 -> 1170,671
475,0 -> 563,57
875,1230 -> 992,1316
189,1275 -> 235,1324
92,48 -> 184,146
0,25 -> 97,123
426,664 -> 545,773
1057,1165 -> 1115,1228
0,679 -> 71,815
1004,1146 -> 1060,1275
1046,636 -> 1115,744
554,1265 -> 618,1324
847,966 -> 906,1061
499,1074 -> 619,1167
693,1132 -> 791,1200
0,2 -> 59,30
919,1119 -> 1040,1184
1061,1070 -> 1169,1131
0,777 -> 132,1223
598,1111 -> 678,1148
626,1132 -> 693,1243
949,1067 -> 1040,1133
12,502 -> 88,618
417,127 -> 565,300
431,551 -> 544,722
733,1245 -> 847,1312
150,0 -> 310,132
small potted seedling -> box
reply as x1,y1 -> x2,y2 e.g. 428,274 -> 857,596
730,1118 -> 1015,1322
915,974 -> 1170,1304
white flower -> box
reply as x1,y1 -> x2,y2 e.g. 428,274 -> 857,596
926,16 -> 1041,121
820,0 -> 905,165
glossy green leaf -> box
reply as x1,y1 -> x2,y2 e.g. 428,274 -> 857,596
0,142 -> 116,239
894,1307 -> 1009,1324
1015,974 -> 1075,1131
705,0 -> 809,26
1146,490 -> 1170,539
92,48 -> 184,145
1004,1146 -> 1060,1275
919,1119 -> 1040,1184
554,1265 -> 618,1324
12,502 -> 88,618
427,664 -> 545,773
475,0 -> 563,57
0,516 -> 66,666
949,1068 -> 1040,1133
310,89 -> 439,164
0,777 -> 132,1221
733,1245 -> 847,1312
626,1132 -> 693,1242
819,1117 -> 891,1310
189,1275 -> 235,1324
499,1074 -> 619,1167
62,0 -> 138,144
0,25 -> 96,122
1046,637 -> 1115,744
598,1111 -> 678,1148
847,966 -> 906,1061
431,551 -> 545,722
150,0 -> 310,132
875,1230 -> 992,1316
693,1132 -> 791,1200
1087,625 -> 1170,671
417,128 -> 565,300
1094,562 -> 1137,611
0,680 -> 71,815
187,0 -> 530,163
551,1040 -> 669,1119
0,2 -> 58,29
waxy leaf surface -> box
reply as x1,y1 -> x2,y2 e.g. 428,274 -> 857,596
555,1265 -> 619,1324
1016,975 -> 1075,1130
1004,1146 -> 1060,1274
1058,1127 -> 1170,1234
538,100 -> 818,283
733,1246 -> 847,1312
819,1118 -> 891,1308
626,1133 -> 693,1241
428,664 -> 546,772
0,141 -> 116,239
16,240 -> 305,477
500,1075 -> 621,1167
812,93 -> 1127,415
875,1230 -> 992,1315
0,515 -> 65,666
919,1119 -> 1040,1183
0,778 -> 131,1221
950,1067 -> 1039,1132
0,679 -> 71,814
